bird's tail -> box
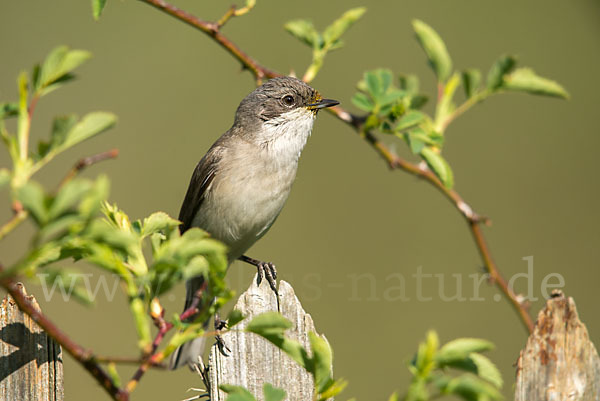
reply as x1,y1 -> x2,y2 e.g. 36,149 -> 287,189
169,276 -> 210,370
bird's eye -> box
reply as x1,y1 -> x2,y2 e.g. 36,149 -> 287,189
282,95 -> 295,106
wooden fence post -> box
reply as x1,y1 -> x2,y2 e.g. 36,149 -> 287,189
0,283 -> 63,401
515,290 -> 600,401
208,276 -> 327,400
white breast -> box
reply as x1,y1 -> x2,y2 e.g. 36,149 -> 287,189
192,108 -> 316,262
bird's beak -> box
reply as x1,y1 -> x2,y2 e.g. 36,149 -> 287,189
307,98 -> 340,110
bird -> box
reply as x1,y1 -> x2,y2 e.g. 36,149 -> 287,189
169,76 -> 339,369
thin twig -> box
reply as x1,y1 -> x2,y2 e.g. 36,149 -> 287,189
0,208 -> 27,241
138,0 -> 278,84
137,0 -> 534,333
0,272 -> 129,401
60,148 -> 119,187
126,283 -> 208,393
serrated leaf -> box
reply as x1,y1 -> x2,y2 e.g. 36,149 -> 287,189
221,384 -> 256,401
142,212 -> 180,237
420,147 -> 454,188
246,312 -> 309,369
16,181 -> 48,225
486,54 -> 516,91
437,338 -> 495,363
412,20 -> 453,82
309,332 -> 333,393
263,383 -> 285,401
396,111 -> 425,131
462,69 -> 481,98
351,92 -> 374,112
284,19 -> 321,49
322,7 -> 366,48
0,169 -> 10,190
92,0 -> 107,20
62,112 -> 116,149
503,67 -> 569,98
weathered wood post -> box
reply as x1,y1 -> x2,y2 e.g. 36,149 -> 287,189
515,290 -> 600,401
0,283 -> 64,401
208,276 -> 327,400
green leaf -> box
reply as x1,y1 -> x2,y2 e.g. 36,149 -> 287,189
441,353 -> 503,389
0,169 -> 10,190
365,70 -> 383,98
142,212 -> 180,237
437,338 -> 495,363
412,20 -> 453,82
48,179 -> 92,220
221,384 -> 257,401
284,20 -> 321,49
92,0 -> 107,20
309,332 -> 333,393
36,46 -> 92,96
420,147 -> 454,188
322,7 -> 367,48
246,312 -> 309,369
468,353 -> 503,388
0,103 -> 18,120
486,54 -> 516,91
49,115 -> 78,150
318,378 -> 348,400
79,175 -> 110,219
227,309 -> 245,328
388,392 -> 399,401
503,67 -> 569,98
351,92 -> 374,112
399,74 -> 419,94
396,111 -> 425,132
462,69 -> 481,99
16,181 -> 48,225
437,375 -> 502,401
62,112 -> 117,149
263,383 -> 285,401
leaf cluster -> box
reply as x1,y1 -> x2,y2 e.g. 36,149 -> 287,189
0,46 -> 230,357
350,20 -> 568,188
285,7 -> 366,82
403,331 -> 502,401
219,311 -> 346,401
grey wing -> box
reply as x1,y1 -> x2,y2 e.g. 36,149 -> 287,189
178,146 -> 223,233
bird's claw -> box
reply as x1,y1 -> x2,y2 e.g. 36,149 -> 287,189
216,334 -> 231,357
256,262 -> 278,294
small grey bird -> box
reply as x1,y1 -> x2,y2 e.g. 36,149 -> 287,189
169,76 -> 338,369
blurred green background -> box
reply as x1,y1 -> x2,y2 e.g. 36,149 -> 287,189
1,0 -> 599,399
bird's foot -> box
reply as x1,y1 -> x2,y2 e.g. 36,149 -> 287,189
239,255 -> 278,295
214,314 -> 231,357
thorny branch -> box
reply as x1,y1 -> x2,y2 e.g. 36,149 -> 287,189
137,0 -> 534,333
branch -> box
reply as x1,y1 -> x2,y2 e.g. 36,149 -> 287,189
138,0 -> 278,83
126,283 -> 208,393
59,148 -> 119,187
141,0 -> 534,334
0,272 -> 129,401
